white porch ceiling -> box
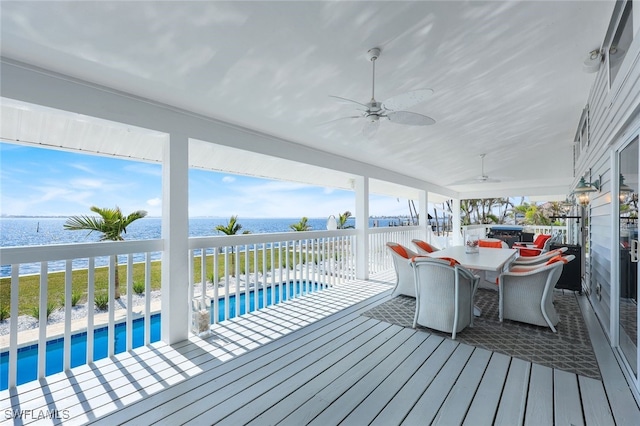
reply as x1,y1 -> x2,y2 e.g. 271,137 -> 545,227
0,1 -> 614,200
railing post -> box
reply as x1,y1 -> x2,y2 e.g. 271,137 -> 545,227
452,198 -> 463,246
355,176 -> 369,280
161,132 -> 190,344
419,189 -> 429,241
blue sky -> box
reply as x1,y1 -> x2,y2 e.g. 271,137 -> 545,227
0,142 -> 418,218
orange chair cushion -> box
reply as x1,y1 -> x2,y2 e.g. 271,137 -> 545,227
479,240 -> 503,248
415,240 -> 436,253
533,234 -> 552,249
517,248 -> 541,257
546,255 -> 569,265
389,244 -> 409,258
439,257 -> 460,267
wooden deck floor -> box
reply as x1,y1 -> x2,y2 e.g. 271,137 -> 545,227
2,271 -> 639,425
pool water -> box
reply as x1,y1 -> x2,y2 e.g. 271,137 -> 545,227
0,281 -> 319,390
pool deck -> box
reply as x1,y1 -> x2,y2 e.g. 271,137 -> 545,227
1,270 -> 639,424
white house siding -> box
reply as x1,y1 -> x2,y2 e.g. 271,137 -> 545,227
576,1 -> 640,341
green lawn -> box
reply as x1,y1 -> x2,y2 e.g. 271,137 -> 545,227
0,248 -> 316,316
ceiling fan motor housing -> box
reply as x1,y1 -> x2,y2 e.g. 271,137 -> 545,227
367,47 -> 381,61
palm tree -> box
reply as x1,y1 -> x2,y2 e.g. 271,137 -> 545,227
290,217 -> 311,231
64,206 -> 147,299
215,215 -> 250,275
337,211 -> 354,229
215,215 -> 249,236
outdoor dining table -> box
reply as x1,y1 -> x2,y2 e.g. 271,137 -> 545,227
427,246 -> 518,272
426,246 -> 518,316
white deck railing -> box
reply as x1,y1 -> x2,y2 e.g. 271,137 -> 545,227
188,230 -> 357,326
461,224 -> 569,242
2,226 -> 430,389
0,239 -> 163,389
368,226 -> 423,274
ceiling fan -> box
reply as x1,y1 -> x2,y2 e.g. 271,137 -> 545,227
328,47 -> 436,138
450,154 -> 501,185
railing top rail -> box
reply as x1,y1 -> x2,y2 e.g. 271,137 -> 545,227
368,225 -> 422,235
188,229 -> 357,249
0,239 -> 164,265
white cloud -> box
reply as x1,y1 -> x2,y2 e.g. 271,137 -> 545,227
147,197 -> 161,206
222,176 -> 236,183
69,163 -> 96,174
69,178 -> 104,189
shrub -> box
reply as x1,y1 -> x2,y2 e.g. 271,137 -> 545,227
0,305 -> 9,321
95,294 -> 109,311
61,292 -> 82,307
30,302 -> 57,320
133,281 -> 145,295
71,291 -> 82,307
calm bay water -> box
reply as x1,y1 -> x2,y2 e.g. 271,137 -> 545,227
0,216 -> 401,276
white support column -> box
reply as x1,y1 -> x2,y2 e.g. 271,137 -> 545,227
452,198 -> 463,246
419,190 -> 429,240
355,176 -> 369,280
161,133 -> 190,344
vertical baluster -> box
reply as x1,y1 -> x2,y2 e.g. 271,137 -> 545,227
298,239 -> 304,295
319,238 -> 325,287
224,248 -> 230,321
87,258 -> 95,361
291,240 -> 296,298
270,242 -> 275,305
144,254 -> 151,346
188,249 -> 195,335
278,242 -> 284,303
242,245 -> 248,316
235,246 -> 240,317
306,239 -> 310,292
338,236 -> 348,283
108,255 -> 115,357
256,243 -> 268,307
336,236 -> 341,286
64,260 -> 72,370
212,247 -> 219,324
8,266 -> 19,388
126,254 -> 133,352
255,244 -> 260,311
331,237 -> 338,286
284,241 -> 289,299
38,261 -> 47,379
201,249 -> 207,317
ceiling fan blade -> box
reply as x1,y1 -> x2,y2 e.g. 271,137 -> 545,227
362,119 -> 380,139
329,95 -> 369,108
382,89 -> 434,111
387,111 -> 436,126
448,176 -> 501,185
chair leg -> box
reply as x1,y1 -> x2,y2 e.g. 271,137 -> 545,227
540,299 -> 557,333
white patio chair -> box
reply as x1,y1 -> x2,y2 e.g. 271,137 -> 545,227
512,246 -> 568,266
411,239 -> 439,255
498,261 -> 564,332
386,242 -> 422,297
411,257 -> 480,339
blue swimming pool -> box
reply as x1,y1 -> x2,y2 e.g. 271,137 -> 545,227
0,281 -> 320,390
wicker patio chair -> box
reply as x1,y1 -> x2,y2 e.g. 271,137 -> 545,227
411,257 -> 480,339
386,242 -> 421,297
411,239 -> 439,255
498,260 -> 565,332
